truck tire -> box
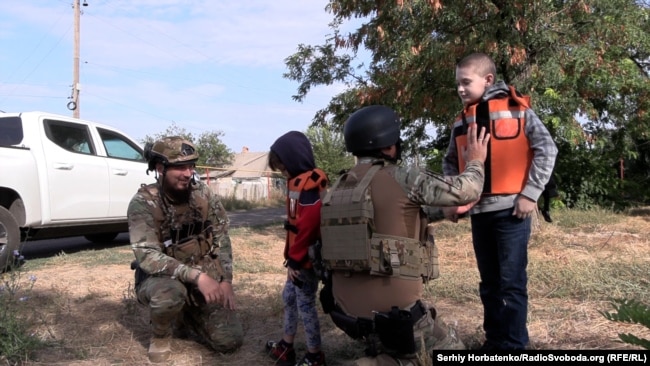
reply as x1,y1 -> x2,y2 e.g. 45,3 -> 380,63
84,232 -> 119,243
0,206 -> 21,271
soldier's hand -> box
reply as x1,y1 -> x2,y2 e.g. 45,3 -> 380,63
219,281 -> 237,310
442,200 -> 478,223
197,273 -> 223,305
442,207 -> 460,223
463,123 -> 489,163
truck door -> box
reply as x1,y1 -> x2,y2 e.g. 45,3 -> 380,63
42,119 -> 110,220
96,128 -> 154,218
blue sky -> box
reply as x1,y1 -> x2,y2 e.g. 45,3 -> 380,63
0,0 -> 345,153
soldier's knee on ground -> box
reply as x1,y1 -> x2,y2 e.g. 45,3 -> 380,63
430,313 -> 465,350
205,310 -> 244,353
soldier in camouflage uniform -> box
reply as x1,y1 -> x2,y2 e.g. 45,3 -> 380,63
319,106 -> 489,366
128,136 -> 243,363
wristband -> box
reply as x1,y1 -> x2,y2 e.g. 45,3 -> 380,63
193,270 -> 202,284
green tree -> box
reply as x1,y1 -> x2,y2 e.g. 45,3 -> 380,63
142,122 -> 195,145
141,122 -> 233,171
195,132 -> 233,168
305,125 -> 355,181
284,0 -> 650,208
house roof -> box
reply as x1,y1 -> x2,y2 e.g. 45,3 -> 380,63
230,151 -> 271,178
202,148 -> 272,179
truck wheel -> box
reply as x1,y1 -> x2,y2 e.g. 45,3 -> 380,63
84,232 -> 119,243
0,206 -> 21,271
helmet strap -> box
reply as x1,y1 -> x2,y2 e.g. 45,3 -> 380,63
394,139 -> 403,162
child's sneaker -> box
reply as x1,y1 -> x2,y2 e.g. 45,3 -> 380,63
265,340 -> 296,366
295,351 -> 327,366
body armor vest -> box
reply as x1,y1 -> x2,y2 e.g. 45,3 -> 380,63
139,183 -> 224,279
320,163 -> 437,282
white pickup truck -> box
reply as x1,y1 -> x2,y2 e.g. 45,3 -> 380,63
0,111 -> 155,269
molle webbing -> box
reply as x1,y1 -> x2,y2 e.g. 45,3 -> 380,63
321,164 -> 428,280
140,184 -> 215,266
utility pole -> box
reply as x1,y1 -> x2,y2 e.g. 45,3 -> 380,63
69,0 -> 86,118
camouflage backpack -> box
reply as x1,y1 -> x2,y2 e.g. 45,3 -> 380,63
320,163 -> 439,282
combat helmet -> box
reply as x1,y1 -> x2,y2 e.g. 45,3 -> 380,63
144,136 -> 199,173
343,105 -> 401,155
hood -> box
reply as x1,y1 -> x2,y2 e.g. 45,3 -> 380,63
270,131 -> 315,178
482,80 -> 510,102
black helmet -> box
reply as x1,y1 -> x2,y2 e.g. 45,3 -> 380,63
343,105 -> 401,154
144,136 -> 199,172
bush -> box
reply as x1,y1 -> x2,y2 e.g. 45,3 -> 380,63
600,298 -> 650,350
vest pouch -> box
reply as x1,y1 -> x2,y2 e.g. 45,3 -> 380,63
196,234 -> 212,257
170,236 -> 202,265
369,235 -> 397,276
422,225 -> 439,281
374,306 -> 416,355
370,234 -> 423,279
321,223 -> 372,272
421,243 -> 439,281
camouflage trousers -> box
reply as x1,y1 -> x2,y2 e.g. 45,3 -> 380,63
353,303 -> 464,366
137,276 -> 244,353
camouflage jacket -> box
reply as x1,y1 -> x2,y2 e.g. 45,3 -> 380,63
368,157 -> 485,207
127,180 -> 234,283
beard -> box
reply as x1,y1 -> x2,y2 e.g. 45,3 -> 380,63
162,177 -> 192,203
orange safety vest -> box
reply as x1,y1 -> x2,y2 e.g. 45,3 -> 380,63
452,86 -> 532,195
285,168 -> 328,267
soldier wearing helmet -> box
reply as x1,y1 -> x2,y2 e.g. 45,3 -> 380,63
128,136 -> 243,363
319,106 -> 490,365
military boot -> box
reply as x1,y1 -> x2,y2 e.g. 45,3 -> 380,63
148,335 -> 171,363
147,311 -> 178,363
149,313 -> 174,363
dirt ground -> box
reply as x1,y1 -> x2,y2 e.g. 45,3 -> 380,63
9,209 -> 650,365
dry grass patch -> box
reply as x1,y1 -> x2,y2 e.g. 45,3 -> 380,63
4,208 -> 649,365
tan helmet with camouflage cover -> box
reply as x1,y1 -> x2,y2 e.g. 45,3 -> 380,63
144,136 -> 199,172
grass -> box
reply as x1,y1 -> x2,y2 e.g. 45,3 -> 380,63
1,207 -> 649,365
0,267 -> 45,364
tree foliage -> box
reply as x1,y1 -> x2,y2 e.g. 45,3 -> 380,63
284,0 -> 650,208
141,122 -> 233,171
305,125 -> 355,181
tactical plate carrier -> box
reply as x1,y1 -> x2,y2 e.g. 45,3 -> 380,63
320,163 -> 438,282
